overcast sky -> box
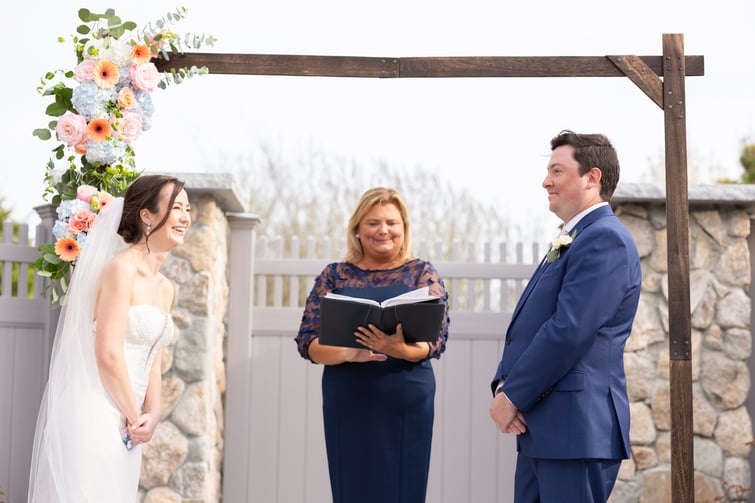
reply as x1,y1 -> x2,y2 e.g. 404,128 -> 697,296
3,0 -> 753,241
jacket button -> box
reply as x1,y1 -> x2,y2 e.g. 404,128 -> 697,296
505,336 -> 511,345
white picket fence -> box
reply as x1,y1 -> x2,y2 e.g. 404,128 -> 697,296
225,236 -> 542,502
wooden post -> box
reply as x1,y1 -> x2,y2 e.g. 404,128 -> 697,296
663,33 -> 694,502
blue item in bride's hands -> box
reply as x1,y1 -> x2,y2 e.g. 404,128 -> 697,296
121,428 -> 134,451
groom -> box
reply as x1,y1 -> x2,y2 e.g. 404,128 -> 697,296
490,130 -> 642,502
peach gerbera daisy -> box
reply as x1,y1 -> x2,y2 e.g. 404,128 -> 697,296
131,44 -> 152,65
54,237 -> 81,262
86,118 -> 111,142
92,59 -> 120,88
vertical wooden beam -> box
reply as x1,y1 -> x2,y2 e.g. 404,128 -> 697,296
663,33 -> 694,503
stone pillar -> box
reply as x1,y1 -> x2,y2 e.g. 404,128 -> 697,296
609,183 -> 755,503
138,174 -> 249,503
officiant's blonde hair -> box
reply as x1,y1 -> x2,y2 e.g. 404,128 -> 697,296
345,187 -> 413,264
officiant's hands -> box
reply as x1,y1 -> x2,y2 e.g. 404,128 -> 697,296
354,323 -> 431,362
344,347 -> 388,363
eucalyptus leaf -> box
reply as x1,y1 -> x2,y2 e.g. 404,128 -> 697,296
43,253 -> 61,264
77,8 -> 91,22
33,129 -> 52,140
45,102 -> 67,117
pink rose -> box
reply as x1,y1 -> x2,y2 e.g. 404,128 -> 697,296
129,63 -> 160,92
55,112 -> 87,147
74,59 -> 97,82
118,112 -> 143,144
76,184 -> 98,203
67,208 -> 97,235
117,87 -> 137,109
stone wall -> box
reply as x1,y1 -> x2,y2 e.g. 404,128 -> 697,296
135,175 -> 244,503
609,183 -> 755,502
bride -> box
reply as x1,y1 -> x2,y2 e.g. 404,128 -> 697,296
28,175 -> 191,502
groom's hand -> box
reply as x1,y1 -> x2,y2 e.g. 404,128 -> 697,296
490,391 -> 527,434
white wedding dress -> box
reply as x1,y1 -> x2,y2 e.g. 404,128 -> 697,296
29,305 -> 173,502
29,198 -> 174,502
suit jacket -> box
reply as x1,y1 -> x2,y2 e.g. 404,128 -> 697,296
492,204 -> 641,460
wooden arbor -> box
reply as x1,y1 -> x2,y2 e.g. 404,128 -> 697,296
158,33 -> 703,502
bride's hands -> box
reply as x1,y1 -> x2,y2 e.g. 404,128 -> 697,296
127,412 -> 159,446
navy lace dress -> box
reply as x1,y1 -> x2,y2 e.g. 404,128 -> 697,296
296,258 -> 449,503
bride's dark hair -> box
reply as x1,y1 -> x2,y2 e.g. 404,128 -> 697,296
118,174 -> 185,246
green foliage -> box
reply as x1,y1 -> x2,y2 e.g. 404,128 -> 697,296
0,199 -> 37,299
45,161 -> 138,207
0,196 -> 10,223
739,143 -> 755,184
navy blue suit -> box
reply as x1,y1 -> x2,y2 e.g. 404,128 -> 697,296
492,205 -> 641,501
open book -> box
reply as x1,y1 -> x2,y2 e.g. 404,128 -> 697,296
319,287 -> 445,349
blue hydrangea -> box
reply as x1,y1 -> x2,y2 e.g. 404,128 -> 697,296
136,91 -> 154,119
56,199 -> 88,220
72,82 -> 115,118
117,66 -> 131,87
76,232 -> 88,247
52,220 -> 69,241
86,140 -> 126,165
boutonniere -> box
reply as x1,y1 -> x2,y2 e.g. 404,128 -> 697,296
545,230 -> 576,263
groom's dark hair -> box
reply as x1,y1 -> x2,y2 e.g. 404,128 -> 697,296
550,130 -> 620,200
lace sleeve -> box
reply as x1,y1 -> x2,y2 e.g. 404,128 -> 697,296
416,260 -> 450,360
295,263 -> 338,362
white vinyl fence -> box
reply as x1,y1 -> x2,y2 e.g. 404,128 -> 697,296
0,218 -> 58,503
223,236 -> 542,503
0,217 -> 540,502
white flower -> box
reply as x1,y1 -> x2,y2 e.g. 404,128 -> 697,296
551,234 -> 574,250
545,231 -> 576,263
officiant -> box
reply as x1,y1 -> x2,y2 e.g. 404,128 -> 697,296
295,186 -> 450,503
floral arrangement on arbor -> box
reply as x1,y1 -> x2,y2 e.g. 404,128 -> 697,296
33,7 -> 215,304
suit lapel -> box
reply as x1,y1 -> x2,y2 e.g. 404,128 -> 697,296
508,205 -> 615,327
510,255 -> 551,323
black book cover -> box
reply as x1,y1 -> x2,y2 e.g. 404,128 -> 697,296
319,296 -> 445,349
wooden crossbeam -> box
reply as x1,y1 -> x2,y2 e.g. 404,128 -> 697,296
156,52 -> 704,79
607,55 -> 664,108
163,37 -> 702,503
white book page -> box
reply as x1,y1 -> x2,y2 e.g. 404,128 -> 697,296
324,287 -> 436,307
380,287 -> 438,307
323,292 -> 380,306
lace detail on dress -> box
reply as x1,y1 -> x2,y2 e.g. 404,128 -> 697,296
125,305 -> 173,370
295,258 -> 450,361
126,304 -> 173,347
